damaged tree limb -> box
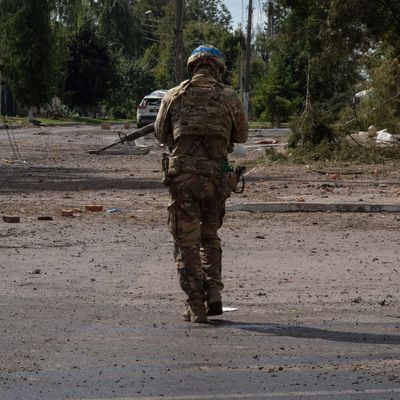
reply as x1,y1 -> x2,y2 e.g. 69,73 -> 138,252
87,122 -> 155,154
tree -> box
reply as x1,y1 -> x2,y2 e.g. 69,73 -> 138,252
185,0 -> 231,30
253,52 -> 301,126
254,1 -> 364,144
105,54 -> 155,118
64,22 -> 116,114
144,0 -> 235,88
0,0 -> 55,112
97,0 -> 142,57
255,0 -> 400,148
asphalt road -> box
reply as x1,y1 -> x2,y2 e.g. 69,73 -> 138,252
1,215 -> 400,400
1,124 -> 400,400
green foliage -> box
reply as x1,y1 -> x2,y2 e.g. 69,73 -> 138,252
105,54 -> 155,118
221,29 -> 245,87
64,22 -> 115,114
264,147 -> 287,162
256,0 -> 400,152
353,46 -> 400,134
185,0 -> 231,30
0,0 -> 242,117
4,0 -> 399,144
0,0 -> 55,108
97,0 -> 142,57
253,56 -> 301,126
146,0 -> 236,88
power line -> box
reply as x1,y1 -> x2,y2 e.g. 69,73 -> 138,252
175,0 -> 184,83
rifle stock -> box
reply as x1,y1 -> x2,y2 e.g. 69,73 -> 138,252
88,122 -> 155,154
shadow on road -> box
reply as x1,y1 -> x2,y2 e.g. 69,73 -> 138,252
211,320 -> 400,345
0,165 -> 163,192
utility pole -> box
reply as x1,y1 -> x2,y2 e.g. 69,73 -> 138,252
0,71 -> 2,116
243,0 -> 253,118
175,0 -> 184,84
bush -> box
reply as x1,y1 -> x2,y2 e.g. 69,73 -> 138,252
264,147 -> 288,162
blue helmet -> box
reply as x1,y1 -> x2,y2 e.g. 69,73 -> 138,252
187,44 -> 226,74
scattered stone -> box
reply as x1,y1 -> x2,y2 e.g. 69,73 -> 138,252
2,215 -> 20,223
29,269 -> 42,275
61,209 -> 74,217
37,216 -> 53,221
368,125 -> 377,138
85,204 -> 103,212
329,173 -> 340,181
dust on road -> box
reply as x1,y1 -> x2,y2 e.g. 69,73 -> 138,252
1,126 -> 400,400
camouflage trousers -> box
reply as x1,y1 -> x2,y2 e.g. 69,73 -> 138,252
168,172 -> 229,305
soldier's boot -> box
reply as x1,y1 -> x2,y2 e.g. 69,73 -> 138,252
182,301 -> 208,323
206,287 -> 223,316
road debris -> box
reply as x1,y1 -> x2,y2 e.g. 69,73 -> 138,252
29,268 -> 42,275
2,215 -> 20,223
37,216 -> 53,221
85,205 -> 103,212
254,139 -> 279,145
222,307 -> 239,312
61,209 -> 74,217
106,208 -> 123,213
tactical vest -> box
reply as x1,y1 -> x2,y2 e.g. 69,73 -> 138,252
171,84 -> 232,142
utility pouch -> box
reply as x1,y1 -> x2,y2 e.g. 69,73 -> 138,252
168,156 -> 181,177
162,154 -> 181,186
161,152 -> 172,186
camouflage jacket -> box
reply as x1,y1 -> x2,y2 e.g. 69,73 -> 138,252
155,69 -> 248,163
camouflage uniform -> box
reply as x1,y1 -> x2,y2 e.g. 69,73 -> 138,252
155,49 -> 248,322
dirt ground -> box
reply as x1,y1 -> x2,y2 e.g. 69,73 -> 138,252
1,125 -> 400,399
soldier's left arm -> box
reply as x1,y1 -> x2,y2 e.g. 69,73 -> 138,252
154,95 -> 172,145
224,88 -> 249,144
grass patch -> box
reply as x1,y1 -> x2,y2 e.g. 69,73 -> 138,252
1,116 -> 135,126
249,120 -> 290,129
287,139 -> 400,164
0,116 -> 30,125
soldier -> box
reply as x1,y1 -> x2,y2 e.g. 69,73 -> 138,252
155,44 -> 248,323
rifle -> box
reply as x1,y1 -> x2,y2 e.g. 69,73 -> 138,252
87,122 -> 155,154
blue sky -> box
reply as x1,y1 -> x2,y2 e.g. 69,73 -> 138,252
224,0 -> 266,30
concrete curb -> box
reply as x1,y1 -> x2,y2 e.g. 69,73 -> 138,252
226,202 -> 400,213
0,124 -> 22,130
